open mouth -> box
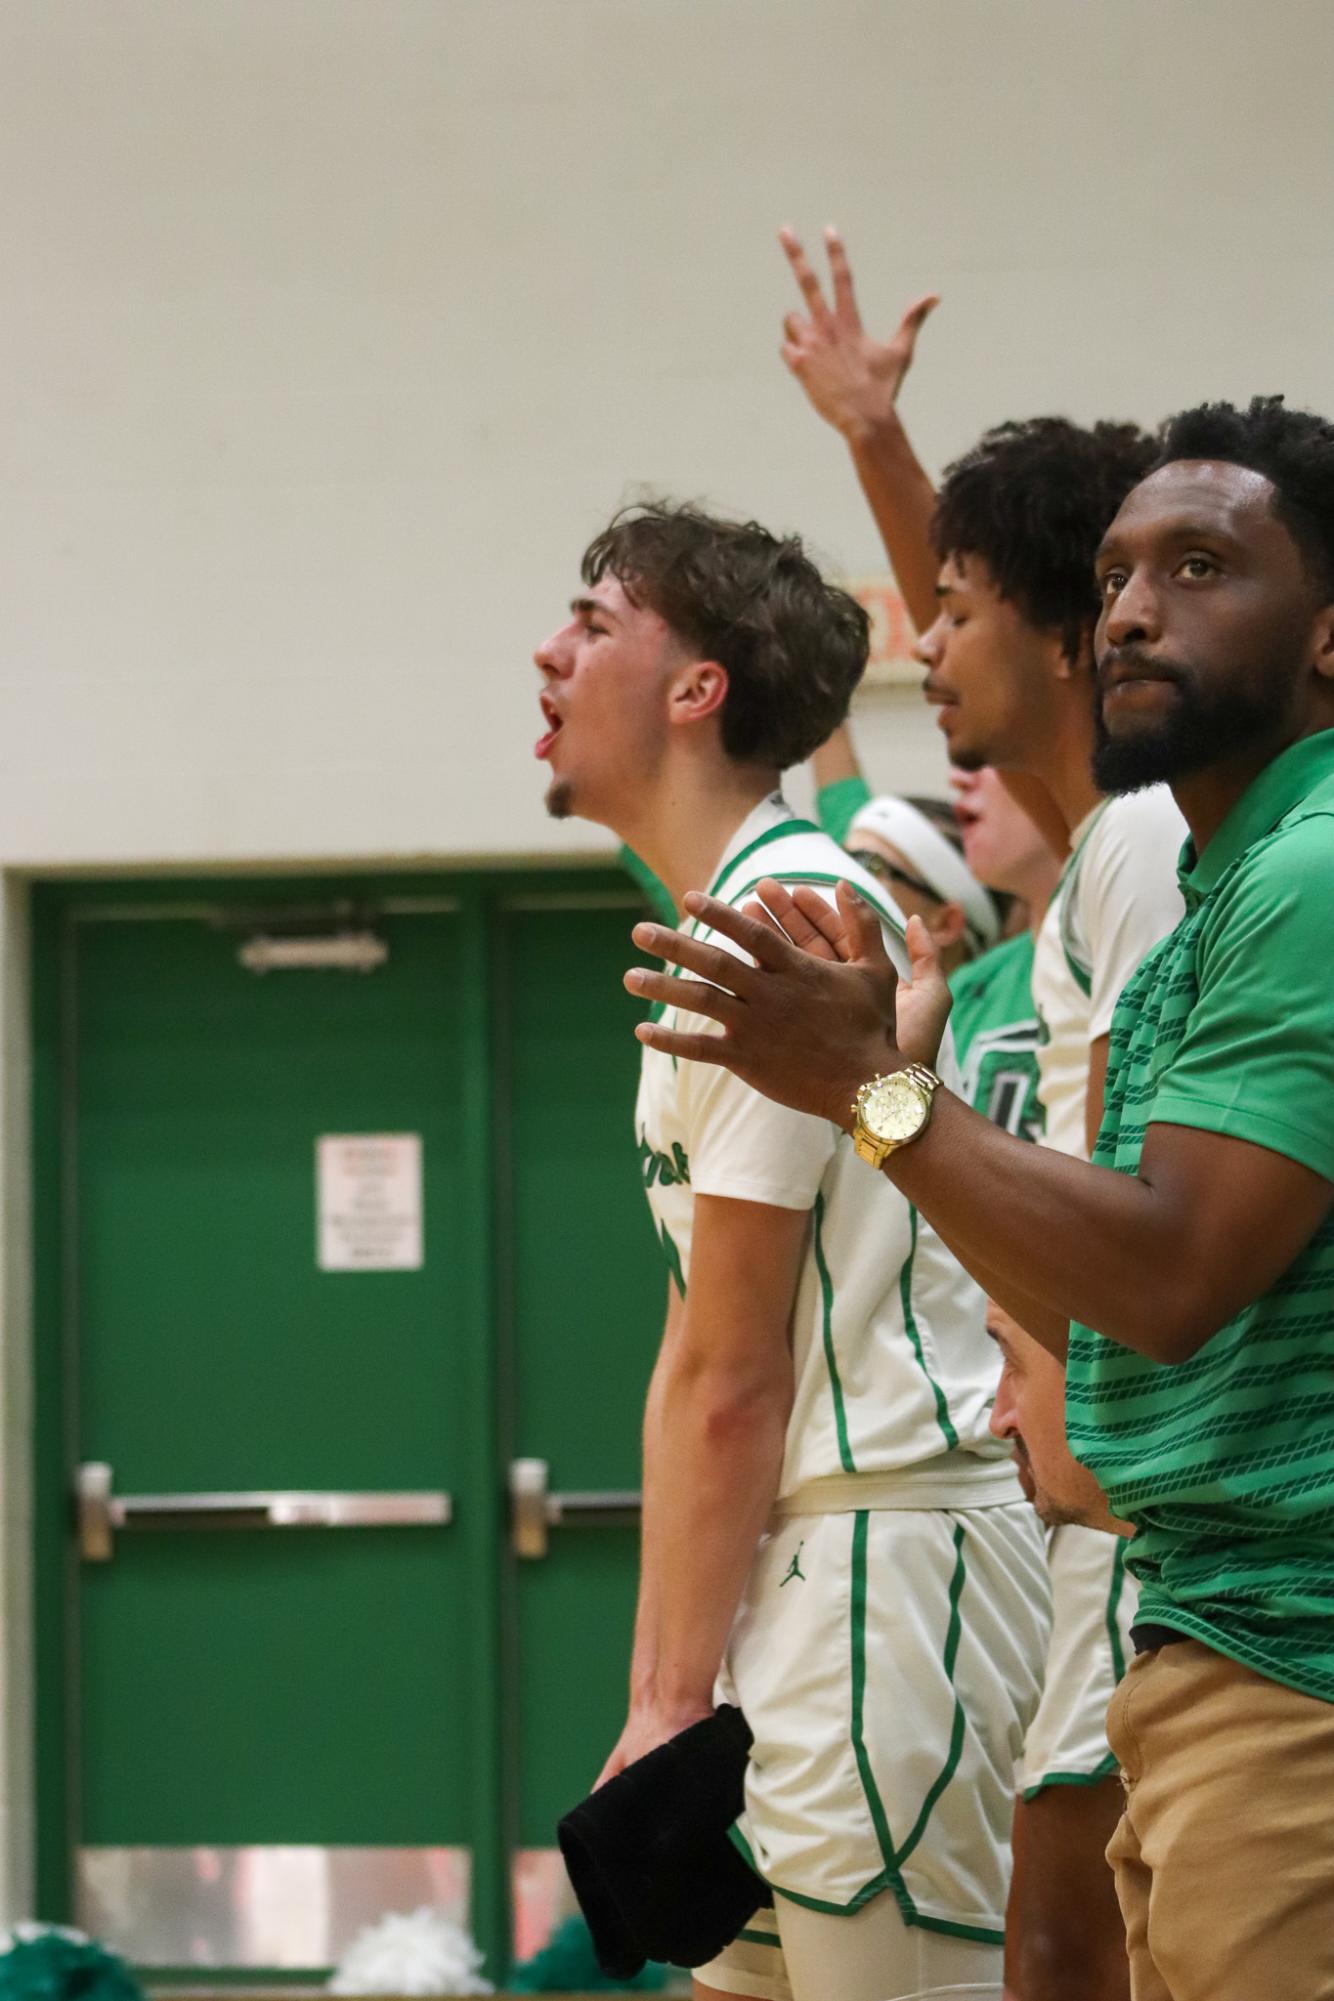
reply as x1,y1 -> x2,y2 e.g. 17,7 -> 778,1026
534,693 -> 564,761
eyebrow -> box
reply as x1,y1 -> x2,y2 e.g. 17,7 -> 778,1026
570,594 -> 619,621
1096,520 -> 1242,565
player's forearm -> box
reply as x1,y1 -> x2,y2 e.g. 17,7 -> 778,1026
627,1349 -> 668,1705
811,722 -> 863,792
845,413 -> 940,635
650,1348 -> 793,1711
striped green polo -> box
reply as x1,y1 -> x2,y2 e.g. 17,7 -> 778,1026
1065,727 -> 1334,1703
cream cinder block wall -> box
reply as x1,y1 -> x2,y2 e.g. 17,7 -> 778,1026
4,0 -> 1334,872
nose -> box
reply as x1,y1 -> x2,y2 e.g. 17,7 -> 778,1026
914,612 -> 947,669
1101,567 -> 1162,651
533,624 -> 571,679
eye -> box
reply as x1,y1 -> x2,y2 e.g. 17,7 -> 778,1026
1177,554 -> 1217,582
1099,568 -> 1127,600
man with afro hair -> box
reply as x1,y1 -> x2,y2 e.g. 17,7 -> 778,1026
779,226 -> 1184,2001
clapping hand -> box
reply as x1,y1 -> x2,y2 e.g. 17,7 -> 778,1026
625,880 -> 953,1126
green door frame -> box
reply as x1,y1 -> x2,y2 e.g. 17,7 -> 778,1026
30,862 -> 637,1980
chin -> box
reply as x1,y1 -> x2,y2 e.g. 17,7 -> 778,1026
946,739 -> 990,776
544,777 -> 575,820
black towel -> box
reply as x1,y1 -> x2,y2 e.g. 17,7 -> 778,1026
557,1704 -> 772,1978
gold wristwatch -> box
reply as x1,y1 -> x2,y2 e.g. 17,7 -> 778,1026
850,1063 -> 942,1168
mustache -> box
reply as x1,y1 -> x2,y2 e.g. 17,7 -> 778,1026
1096,644 -> 1193,692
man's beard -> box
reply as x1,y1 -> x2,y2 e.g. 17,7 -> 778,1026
1092,645 -> 1291,794
545,778 -> 574,820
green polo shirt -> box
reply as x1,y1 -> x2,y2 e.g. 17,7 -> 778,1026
1065,728 -> 1334,1702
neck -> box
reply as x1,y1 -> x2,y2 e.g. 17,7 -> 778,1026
1023,697 -> 1103,835
1018,860 -> 1062,938
1171,711 -> 1334,856
616,758 -> 781,913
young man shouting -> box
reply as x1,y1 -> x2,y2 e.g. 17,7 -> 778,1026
630,398 -> 1334,2000
535,502 -> 1048,2001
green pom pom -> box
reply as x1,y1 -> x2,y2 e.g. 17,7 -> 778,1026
0,1928 -> 143,2001
509,1914 -> 668,1991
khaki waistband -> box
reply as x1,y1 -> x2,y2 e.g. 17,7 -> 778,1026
773,1454 -> 1023,1517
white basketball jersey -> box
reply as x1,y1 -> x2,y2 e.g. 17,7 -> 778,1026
635,796 -> 1013,1501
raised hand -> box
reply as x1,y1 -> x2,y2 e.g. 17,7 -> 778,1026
624,881 -> 952,1124
779,225 -> 939,443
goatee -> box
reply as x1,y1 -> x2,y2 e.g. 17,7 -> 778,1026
545,779 -> 574,820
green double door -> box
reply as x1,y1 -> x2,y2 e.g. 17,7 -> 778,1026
34,874 -> 663,1982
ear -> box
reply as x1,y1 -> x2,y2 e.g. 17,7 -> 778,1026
926,899 -> 968,952
1312,604 -> 1334,684
1052,626 -> 1093,686
667,658 -> 729,729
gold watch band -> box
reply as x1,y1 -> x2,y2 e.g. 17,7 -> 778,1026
850,1062 -> 942,1167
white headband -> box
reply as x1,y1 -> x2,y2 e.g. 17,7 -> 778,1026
848,795 -> 1001,952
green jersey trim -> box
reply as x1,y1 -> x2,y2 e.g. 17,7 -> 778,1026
734,1927 -> 780,1949
1105,1539 -> 1128,1685
1054,801 -> 1109,998
726,868 -> 909,947
708,818 -> 824,900
617,843 -> 677,926
726,1800 -> 1002,1940
899,1207 -> 960,1451
813,1192 -> 856,1474
644,815 -> 824,1025
893,1522 -> 969,1868
1020,1753 -> 1119,1803
850,1510 -> 907,1901
648,845 -> 904,1026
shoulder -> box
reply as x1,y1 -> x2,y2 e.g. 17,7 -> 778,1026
1088,787 -> 1187,870
1214,800 -> 1334,913
1078,789 -> 1186,954
716,823 -> 911,968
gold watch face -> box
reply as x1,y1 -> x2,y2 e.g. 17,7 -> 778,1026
860,1073 -> 929,1145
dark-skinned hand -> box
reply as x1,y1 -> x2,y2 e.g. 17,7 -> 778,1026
625,877 -> 953,1126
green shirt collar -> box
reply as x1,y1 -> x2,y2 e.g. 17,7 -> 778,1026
1178,727 -> 1334,906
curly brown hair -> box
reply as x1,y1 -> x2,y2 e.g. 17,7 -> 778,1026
581,501 -> 869,770
934,418 -> 1157,662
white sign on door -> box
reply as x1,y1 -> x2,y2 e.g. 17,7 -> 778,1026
317,1134 -> 423,1272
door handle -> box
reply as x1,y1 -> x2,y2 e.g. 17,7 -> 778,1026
76,1461 -> 453,1563
509,1457 -> 641,1559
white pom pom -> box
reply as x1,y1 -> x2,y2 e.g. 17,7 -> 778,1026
328,1908 -> 493,1996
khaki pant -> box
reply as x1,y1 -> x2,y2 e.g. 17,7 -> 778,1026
1105,1637 -> 1334,2001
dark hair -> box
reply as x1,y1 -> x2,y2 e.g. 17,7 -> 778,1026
1152,395 -> 1334,600
933,418 -> 1158,661
581,501 -> 869,769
